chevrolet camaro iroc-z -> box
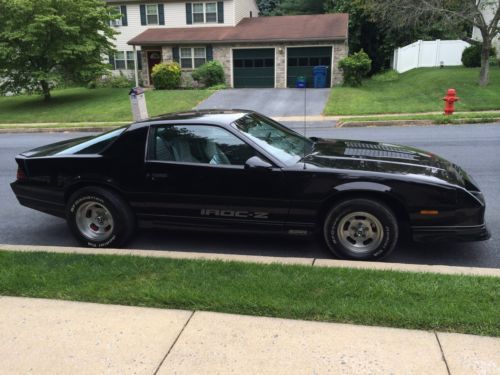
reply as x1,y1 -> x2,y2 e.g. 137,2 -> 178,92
11,110 -> 490,260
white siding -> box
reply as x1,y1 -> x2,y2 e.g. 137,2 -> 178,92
233,0 -> 259,25
472,0 -> 499,56
110,1 -> 236,53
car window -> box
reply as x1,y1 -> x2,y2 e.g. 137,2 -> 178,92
150,124 -> 256,165
56,127 -> 127,155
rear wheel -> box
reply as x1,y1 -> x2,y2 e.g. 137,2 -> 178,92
323,199 -> 398,260
66,187 -> 135,248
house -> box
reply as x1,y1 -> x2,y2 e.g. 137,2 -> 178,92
105,0 -> 348,88
472,1 -> 499,56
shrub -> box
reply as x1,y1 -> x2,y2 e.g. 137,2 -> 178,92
192,61 -> 225,87
338,50 -> 372,87
151,62 -> 181,89
87,72 -> 134,89
462,44 -> 497,68
207,83 -> 227,90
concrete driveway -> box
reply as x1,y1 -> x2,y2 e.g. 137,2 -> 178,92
196,88 -> 330,117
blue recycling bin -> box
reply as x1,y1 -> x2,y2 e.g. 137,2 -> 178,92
313,66 -> 328,88
296,76 -> 306,88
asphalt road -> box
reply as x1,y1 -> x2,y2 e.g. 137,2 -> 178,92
1,123 -> 499,268
196,88 -> 331,116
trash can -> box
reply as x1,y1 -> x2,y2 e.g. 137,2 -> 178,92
296,76 -> 306,88
313,66 -> 328,88
129,87 -> 149,121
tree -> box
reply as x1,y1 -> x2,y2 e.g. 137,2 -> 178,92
366,0 -> 500,86
0,0 -> 118,100
325,0 -> 468,73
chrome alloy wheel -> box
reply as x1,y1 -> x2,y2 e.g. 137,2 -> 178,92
75,201 -> 114,241
336,211 -> 384,253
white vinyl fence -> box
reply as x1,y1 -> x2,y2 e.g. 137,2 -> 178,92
392,40 -> 470,73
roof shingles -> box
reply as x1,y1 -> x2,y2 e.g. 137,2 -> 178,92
128,14 -> 348,45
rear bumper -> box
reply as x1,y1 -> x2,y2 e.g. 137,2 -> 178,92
10,181 -> 66,218
412,224 -> 490,243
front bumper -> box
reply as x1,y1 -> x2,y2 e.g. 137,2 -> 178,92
412,224 -> 490,243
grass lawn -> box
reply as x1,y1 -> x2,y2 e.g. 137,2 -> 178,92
0,87 -> 213,123
0,251 -> 498,337
325,67 -> 500,115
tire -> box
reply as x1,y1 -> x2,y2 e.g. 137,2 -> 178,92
323,199 -> 398,260
66,186 -> 135,248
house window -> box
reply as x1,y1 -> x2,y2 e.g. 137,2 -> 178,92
180,47 -> 206,69
146,4 -> 159,25
112,51 -> 137,70
126,52 -> 135,69
110,6 -> 122,27
114,52 -> 126,69
192,2 -> 217,24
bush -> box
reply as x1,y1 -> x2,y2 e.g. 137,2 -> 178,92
462,44 -> 497,68
87,72 -> 134,89
192,61 -> 225,87
151,62 -> 181,89
338,50 -> 372,87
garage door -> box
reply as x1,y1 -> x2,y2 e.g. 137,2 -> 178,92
287,47 -> 332,88
233,49 -> 275,88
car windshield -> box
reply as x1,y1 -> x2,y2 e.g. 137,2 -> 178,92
232,113 -> 313,165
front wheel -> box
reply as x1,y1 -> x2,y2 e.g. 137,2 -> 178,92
323,199 -> 398,260
66,187 -> 135,248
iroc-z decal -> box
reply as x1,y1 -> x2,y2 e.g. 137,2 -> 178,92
201,209 -> 269,219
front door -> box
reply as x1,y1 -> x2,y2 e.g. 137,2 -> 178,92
142,123 -> 290,232
147,51 -> 162,84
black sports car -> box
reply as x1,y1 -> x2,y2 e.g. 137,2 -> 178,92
11,110 -> 489,260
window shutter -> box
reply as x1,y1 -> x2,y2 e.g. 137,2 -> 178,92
120,5 -> 128,26
140,4 -> 146,25
217,2 -> 224,23
206,45 -> 213,61
186,3 -> 192,25
172,47 -> 180,62
137,51 -> 143,70
158,4 -> 165,25
108,54 -> 115,69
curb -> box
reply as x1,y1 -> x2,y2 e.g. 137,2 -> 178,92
1,244 -> 498,277
338,118 -> 500,128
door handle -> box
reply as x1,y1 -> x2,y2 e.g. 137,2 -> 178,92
147,172 -> 169,181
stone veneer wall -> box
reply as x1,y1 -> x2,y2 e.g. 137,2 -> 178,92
140,40 -> 348,88
214,40 -> 347,88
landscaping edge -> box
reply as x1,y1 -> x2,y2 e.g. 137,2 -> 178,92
1,244 -> 498,277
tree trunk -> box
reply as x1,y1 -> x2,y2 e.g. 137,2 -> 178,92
40,80 -> 51,101
479,39 -> 491,87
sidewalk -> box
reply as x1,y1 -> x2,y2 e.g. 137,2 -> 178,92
1,296 -> 498,374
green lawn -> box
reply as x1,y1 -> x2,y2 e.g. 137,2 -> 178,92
0,87 -> 213,123
325,67 -> 500,115
0,251 -> 498,336
341,112 -> 500,124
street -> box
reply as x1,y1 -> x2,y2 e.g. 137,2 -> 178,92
0,123 -> 498,268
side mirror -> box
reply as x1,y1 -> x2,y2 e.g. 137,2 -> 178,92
244,156 -> 273,170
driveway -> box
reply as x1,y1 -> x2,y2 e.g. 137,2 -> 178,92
196,88 -> 330,117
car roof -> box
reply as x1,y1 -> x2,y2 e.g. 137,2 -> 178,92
134,109 -> 253,127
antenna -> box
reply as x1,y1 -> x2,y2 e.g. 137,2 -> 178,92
303,83 -> 307,170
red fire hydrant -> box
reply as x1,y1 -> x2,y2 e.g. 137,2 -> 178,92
443,88 -> 459,115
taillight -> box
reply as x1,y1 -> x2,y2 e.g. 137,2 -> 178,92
16,167 -> 27,181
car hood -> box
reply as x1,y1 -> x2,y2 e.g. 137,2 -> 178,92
303,138 -> 479,189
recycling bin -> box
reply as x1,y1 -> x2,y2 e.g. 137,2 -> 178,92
313,66 -> 328,88
296,76 -> 306,88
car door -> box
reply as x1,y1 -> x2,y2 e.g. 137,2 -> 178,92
141,123 -> 290,232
